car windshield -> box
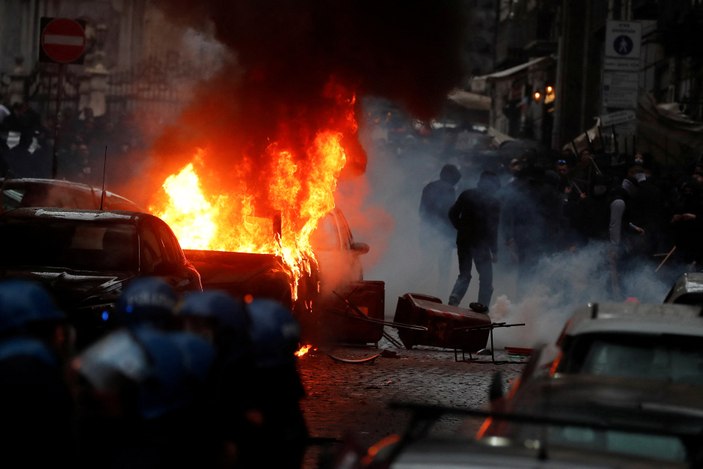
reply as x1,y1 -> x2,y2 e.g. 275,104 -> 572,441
543,425 -> 689,463
571,335 -> 703,385
0,218 -> 137,272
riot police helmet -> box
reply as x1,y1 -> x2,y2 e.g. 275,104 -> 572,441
246,298 -> 301,368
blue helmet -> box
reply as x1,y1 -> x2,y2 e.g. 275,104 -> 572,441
177,290 -> 249,332
246,298 -> 301,368
74,324 -> 215,420
0,279 -> 64,334
115,277 -> 178,326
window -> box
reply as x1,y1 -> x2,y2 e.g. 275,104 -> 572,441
577,335 -> 703,384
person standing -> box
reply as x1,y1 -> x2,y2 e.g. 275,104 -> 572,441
447,170 -> 501,310
607,168 -> 647,299
418,163 -> 462,295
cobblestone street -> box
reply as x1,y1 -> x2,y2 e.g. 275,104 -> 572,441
297,331 -> 526,468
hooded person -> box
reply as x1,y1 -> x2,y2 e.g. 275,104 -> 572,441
418,163 -> 462,296
447,170 -> 502,310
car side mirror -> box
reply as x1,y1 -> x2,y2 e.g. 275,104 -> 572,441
351,241 -> 370,254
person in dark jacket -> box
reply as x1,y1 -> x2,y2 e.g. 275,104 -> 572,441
419,163 -> 462,294
447,170 -> 501,310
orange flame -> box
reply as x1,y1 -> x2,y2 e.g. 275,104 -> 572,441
148,83 -> 356,302
295,344 -> 313,357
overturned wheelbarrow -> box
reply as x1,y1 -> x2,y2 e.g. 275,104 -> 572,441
393,293 -> 492,353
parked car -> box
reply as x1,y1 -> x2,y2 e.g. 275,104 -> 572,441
507,301 -> 703,394
549,301 -> 703,383
0,207 -> 202,349
0,177 -> 143,212
663,271 -> 703,305
184,207 -> 380,345
476,371 -> 703,468
325,391 -> 697,469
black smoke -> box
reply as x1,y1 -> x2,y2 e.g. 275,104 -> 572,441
137,2 -> 469,186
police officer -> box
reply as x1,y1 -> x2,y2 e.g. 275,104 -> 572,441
0,279 -> 76,466
238,298 -> 310,469
176,289 -> 252,467
72,277 -> 216,468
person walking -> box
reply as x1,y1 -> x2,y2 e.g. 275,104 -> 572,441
447,170 -> 502,311
418,163 -> 462,295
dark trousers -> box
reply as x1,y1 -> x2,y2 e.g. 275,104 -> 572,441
448,242 -> 493,308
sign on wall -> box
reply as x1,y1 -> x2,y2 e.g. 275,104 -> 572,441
603,20 -> 641,111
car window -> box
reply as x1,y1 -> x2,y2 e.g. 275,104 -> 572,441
335,211 -> 354,250
155,221 -> 185,263
310,210 -> 355,252
0,218 -> 137,271
310,213 -> 340,251
101,226 -> 138,271
578,336 -> 703,384
545,426 -> 688,463
140,222 -> 166,274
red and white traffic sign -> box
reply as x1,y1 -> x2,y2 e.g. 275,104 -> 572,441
40,18 -> 86,64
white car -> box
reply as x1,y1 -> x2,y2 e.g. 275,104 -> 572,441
552,302 -> 703,383
663,271 -> 703,305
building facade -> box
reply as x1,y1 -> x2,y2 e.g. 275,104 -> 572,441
483,0 -> 703,164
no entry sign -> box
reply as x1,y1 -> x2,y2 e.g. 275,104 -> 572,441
39,17 -> 87,64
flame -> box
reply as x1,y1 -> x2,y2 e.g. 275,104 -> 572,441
149,81 -> 356,303
295,344 -> 313,357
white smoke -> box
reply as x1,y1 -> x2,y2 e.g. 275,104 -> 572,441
341,97 -> 675,350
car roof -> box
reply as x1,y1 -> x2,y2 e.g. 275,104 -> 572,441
560,302 -> 703,338
663,272 -> 703,305
0,177 -> 143,210
0,206 -> 149,223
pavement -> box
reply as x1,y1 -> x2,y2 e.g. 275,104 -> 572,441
297,329 -> 527,468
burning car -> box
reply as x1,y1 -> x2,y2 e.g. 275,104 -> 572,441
0,207 -> 202,348
147,156 -> 384,346
182,206 -> 380,345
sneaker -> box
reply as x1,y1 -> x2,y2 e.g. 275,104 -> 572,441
469,302 -> 489,313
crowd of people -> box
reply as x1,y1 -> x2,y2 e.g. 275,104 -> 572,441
0,100 -> 146,186
421,146 -> 703,308
0,276 -> 309,469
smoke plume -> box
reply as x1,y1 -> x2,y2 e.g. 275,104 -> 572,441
138,0 -> 473,199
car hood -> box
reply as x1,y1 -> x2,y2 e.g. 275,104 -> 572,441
184,249 -> 290,276
0,269 -> 134,311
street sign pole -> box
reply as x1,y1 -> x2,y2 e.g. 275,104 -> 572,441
51,63 -> 65,179
39,17 -> 87,179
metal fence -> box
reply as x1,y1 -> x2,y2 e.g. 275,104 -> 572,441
1,56 -> 195,122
